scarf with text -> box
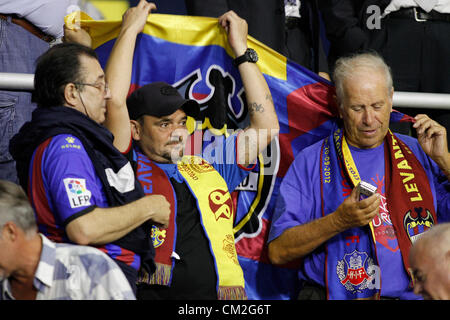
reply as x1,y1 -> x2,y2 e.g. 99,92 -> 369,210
135,151 -> 246,300
321,128 -> 436,299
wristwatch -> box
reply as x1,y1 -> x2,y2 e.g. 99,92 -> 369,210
233,48 -> 258,67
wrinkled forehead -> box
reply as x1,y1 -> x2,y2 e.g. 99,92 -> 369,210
341,69 -> 392,100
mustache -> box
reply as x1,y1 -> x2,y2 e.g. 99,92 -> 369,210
165,136 -> 184,146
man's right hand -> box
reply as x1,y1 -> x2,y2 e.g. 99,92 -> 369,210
121,0 -> 156,36
143,194 -> 171,228
333,184 -> 380,230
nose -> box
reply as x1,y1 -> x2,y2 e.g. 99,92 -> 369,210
170,128 -> 185,142
362,107 -> 375,126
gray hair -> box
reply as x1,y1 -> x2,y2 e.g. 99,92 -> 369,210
0,180 -> 37,234
332,51 -> 393,107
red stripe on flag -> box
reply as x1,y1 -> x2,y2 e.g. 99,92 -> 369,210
278,82 -> 338,177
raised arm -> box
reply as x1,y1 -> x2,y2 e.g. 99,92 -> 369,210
218,11 -> 280,167
104,0 -> 156,152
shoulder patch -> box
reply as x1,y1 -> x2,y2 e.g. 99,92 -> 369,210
63,178 -> 92,209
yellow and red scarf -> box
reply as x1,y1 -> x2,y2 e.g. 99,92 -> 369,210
135,151 -> 246,300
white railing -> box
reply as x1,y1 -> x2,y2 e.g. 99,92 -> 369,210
1,72 -> 450,109
0,72 -> 34,90
392,92 -> 450,110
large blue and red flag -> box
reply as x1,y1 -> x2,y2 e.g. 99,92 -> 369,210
74,12 -> 410,300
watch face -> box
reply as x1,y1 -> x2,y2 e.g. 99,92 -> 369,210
247,49 -> 258,62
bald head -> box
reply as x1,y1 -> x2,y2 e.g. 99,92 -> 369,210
409,223 -> 450,300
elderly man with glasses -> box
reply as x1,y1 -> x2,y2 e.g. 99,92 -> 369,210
8,3 -> 170,294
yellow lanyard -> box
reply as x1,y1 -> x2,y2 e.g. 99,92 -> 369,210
339,132 -> 377,244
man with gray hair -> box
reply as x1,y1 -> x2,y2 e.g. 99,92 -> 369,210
267,52 -> 450,300
409,223 -> 450,300
0,179 -> 135,300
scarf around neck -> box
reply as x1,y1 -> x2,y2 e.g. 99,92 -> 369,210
320,127 -> 437,299
134,149 -> 247,300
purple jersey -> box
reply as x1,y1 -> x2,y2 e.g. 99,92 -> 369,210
28,134 -> 140,270
349,143 -> 413,298
268,133 -> 449,299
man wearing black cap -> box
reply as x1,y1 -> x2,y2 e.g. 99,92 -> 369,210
105,6 -> 279,299
126,81 -> 200,164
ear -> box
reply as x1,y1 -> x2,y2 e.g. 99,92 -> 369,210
64,83 -> 79,107
388,87 -> 394,112
130,120 -> 141,141
1,221 -> 19,242
334,94 -> 344,119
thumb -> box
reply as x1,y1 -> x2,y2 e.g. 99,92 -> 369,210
351,183 -> 361,202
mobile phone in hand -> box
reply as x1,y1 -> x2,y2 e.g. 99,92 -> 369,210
357,181 -> 377,200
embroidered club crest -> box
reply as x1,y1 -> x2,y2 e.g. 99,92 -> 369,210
337,250 -> 376,293
403,207 -> 434,244
151,225 -> 167,248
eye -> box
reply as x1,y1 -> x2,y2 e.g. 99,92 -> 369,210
160,122 -> 169,128
351,105 -> 363,112
373,104 -> 383,110
180,119 -> 187,127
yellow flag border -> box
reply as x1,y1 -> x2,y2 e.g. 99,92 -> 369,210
65,12 -> 287,81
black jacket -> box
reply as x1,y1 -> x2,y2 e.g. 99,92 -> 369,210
319,0 -> 391,67
185,0 -> 329,73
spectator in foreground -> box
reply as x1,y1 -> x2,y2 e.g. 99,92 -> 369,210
409,223 -> 450,300
0,179 -> 135,300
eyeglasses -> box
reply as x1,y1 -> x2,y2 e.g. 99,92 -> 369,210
74,81 -> 109,95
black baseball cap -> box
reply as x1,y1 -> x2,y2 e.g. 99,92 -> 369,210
126,82 -> 200,120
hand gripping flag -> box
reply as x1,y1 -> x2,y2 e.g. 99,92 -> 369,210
68,12 -> 412,300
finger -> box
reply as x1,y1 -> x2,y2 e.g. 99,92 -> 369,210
412,114 -> 429,128
351,183 -> 361,202
425,126 -> 444,139
227,10 -> 238,19
218,17 -> 229,32
415,119 -> 434,135
418,120 -> 442,138
137,0 -> 147,8
218,10 -> 231,22
357,192 -> 380,209
413,113 -> 429,123
142,1 -> 156,12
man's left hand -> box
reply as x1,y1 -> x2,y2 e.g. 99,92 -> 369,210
414,114 -> 450,173
218,10 -> 248,58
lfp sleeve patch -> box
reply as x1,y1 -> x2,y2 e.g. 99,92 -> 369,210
63,178 -> 92,209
